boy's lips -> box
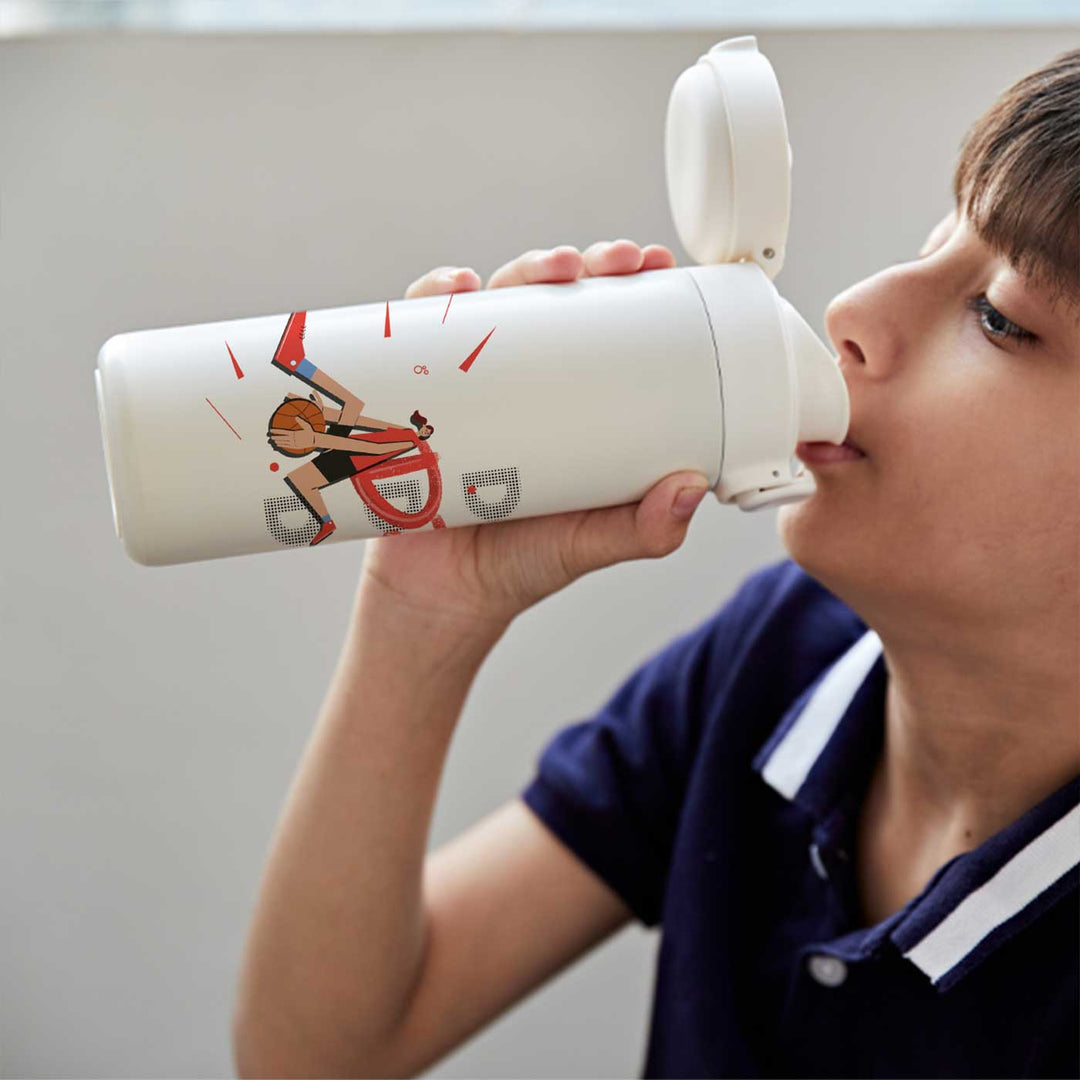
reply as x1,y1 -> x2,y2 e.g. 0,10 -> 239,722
795,434 -> 867,464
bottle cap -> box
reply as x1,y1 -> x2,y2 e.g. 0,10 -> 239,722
664,35 -> 792,280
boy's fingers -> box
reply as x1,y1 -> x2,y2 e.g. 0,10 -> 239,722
486,245 -> 583,289
640,244 -> 677,270
579,239 -> 645,278
404,241 -> 674,301
581,241 -> 675,276
404,266 -> 481,299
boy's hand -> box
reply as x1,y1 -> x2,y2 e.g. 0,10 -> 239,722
403,239 -> 677,298
364,240 -> 707,631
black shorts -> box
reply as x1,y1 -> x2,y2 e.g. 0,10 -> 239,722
310,422 -> 375,485
311,445 -> 406,485
310,449 -> 362,485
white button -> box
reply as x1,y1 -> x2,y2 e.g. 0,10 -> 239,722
809,842 -> 828,880
807,953 -> 848,987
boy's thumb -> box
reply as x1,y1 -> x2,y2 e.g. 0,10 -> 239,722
571,471 -> 712,575
668,473 -> 712,522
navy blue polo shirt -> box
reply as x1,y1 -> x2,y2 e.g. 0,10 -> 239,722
520,557 -> 1079,1078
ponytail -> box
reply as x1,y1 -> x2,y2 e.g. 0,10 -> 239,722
410,409 -> 434,440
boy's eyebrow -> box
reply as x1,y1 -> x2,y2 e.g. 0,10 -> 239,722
922,201 -> 1080,335
954,185 -> 1080,325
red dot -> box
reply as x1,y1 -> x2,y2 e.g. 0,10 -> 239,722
270,462 -> 280,471
467,484 -> 476,494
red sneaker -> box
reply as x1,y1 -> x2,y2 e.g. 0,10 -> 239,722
272,312 -> 307,372
309,519 -> 337,546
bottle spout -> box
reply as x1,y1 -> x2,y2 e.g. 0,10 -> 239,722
778,297 -> 849,444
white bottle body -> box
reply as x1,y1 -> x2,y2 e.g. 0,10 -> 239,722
95,263 -> 844,567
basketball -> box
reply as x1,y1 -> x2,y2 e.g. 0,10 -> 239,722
268,397 -> 327,456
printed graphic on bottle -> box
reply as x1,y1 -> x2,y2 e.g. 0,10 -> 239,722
264,311 -> 444,546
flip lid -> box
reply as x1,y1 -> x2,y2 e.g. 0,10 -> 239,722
664,35 -> 792,280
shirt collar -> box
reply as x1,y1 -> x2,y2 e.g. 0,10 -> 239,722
751,628 -> 1080,994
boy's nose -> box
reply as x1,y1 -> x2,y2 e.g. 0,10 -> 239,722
842,339 -> 867,365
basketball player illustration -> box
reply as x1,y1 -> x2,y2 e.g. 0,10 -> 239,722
267,311 -> 435,546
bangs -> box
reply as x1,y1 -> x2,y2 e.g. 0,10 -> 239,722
952,48 -> 1080,317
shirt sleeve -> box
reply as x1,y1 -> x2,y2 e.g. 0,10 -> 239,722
519,562 -> 787,928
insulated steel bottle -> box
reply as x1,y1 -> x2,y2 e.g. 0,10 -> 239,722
94,35 -> 849,567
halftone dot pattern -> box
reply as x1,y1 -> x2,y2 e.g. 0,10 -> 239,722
360,476 -> 427,533
462,467 -> 521,521
264,494 -> 320,546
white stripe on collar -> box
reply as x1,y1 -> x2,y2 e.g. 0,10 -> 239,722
757,623 -> 1079,988
901,802 -> 1080,984
760,629 -> 883,800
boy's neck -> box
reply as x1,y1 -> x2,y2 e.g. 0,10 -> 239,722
872,634 -> 1079,852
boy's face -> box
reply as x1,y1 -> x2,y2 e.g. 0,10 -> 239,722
778,206 -> 1079,630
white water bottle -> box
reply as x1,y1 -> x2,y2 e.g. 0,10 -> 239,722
94,35 -> 849,568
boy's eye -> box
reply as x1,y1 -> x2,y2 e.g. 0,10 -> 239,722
913,219 -> 1039,350
966,294 -> 1038,348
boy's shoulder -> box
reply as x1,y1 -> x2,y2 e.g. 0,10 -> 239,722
675,556 -> 874,760
520,556 -> 878,929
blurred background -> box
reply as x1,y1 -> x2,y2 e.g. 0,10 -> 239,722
1,2 -> 1077,1076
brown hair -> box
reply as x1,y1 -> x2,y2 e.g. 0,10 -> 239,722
410,408 -> 433,440
952,48 -> 1080,316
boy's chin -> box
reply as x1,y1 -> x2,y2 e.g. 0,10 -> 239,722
776,499 -> 811,559
775,496 -> 861,581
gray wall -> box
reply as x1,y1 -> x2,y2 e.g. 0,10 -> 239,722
1,26 -> 1073,1079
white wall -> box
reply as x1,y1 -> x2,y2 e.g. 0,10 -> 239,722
0,26 -> 1073,1079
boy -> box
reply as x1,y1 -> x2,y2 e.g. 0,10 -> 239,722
233,47 -> 1079,1078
